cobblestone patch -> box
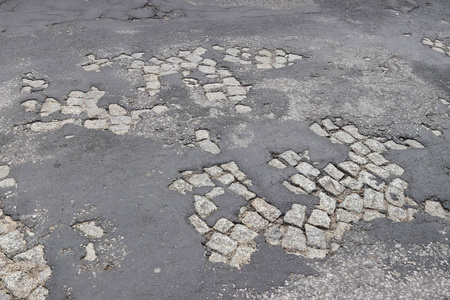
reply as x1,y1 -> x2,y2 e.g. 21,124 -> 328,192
20,73 -> 49,94
169,119 -> 449,269
0,165 -> 51,299
422,38 -> 450,56
20,86 -> 164,135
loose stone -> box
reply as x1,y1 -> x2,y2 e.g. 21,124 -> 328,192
206,233 -> 238,255
332,131 -> 356,144
268,158 -> 286,169
351,142 -> 371,156
284,204 -> 307,228
209,252 -> 228,264
317,176 -> 345,196
0,178 -> 17,189
194,195 -> 218,218
279,150 -> 301,166
317,192 -> 336,215
187,174 -> 215,187
387,205 -> 408,222
108,104 -> 127,116
188,214 -> 211,235
291,174 -> 316,193
21,100 -> 38,112
84,243 -> 97,261
359,171 -> 385,191
349,151 -> 368,165
305,224 -> 327,249
204,166 -> 224,178
235,104 -> 252,114
363,210 -> 385,222
342,125 -> 366,139
198,140 -> 221,154
323,163 -> 345,180
321,119 -> 338,131
336,209 -> 360,223
365,164 -> 390,179
309,123 -> 329,137
385,186 -> 405,207
340,176 -> 363,190
296,162 -> 320,178
337,161 -> 361,177
281,226 -> 307,252
364,139 -> 387,153
250,198 -> 282,222
40,98 -> 61,116
424,200 -> 447,219
363,188 -> 387,211
229,183 -> 255,200
205,187 -> 224,199
242,211 -> 269,232
341,194 -> 364,212
384,140 -> 408,150
308,209 -> 331,229
73,221 -> 104,239
217,173 -> 235,185
282,181 -> 306,195
367,153 -> 389,166
230,224 -> 258,243
230,246 -> 256,269
213,218 -> 234,234
264,224 -> 283,246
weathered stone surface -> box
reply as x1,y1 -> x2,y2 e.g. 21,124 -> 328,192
0,178 -> 17,189
235,104 -> 252,114
205,187 -> 224,199
108,104 -> 127,116
295,162 -> 320,178
385,186 -> 405,207
424,201 -> 447,219
230,225 -> 258,243
84,119 -> 108,130
284,204 -> 307,228
308,209 -> 331,229
384,163 -> 405,176
28,286 -> 49,300
0,216 -> 17,235
264,224 -> 282,246
364,139 -> 387,153
282,181 -> 306,195
359,171 -> 385,191
281,226 -> 307,252
250,198 -> 281,222
350,142 -> 371,156
206,233 -> 237,255
0,230 -> 26,256
220,162 -> 239,173
217,173 -> 235,185
204,166 -> 224,178
337,161 -> 361,177
389,178 -> 409,191
336,209 -> 360,223
169,179 -> 193,194
198,140 -> 221,154
242,212 -> 269,232
188,214 -> 211,235
305,224 -> 327,249
317,192 -> 336,215
13,245 -> 46,266
208,252 -> 228,264
229,183 -> 255,200
349,151 -> 368,165
365,164 -> 390,179
306,248 -> 329,259
367,153 -> 389,166
342,124 -> 366,139
3,271 -> 38,298
40,98 -> 60,116
318,176 -> 344,196
213,218 -> 234,234
404,139 -> 424,148
194,195 -> 217,218
321,119 -> 338,131
364,188 -> 387,211
341,194 -> 364,212
333,222 -> 352,241
309,123 -> 329,137
387,205 -> 408,222
230,246 -> 256,269
340,177 -> 363,190
323,164 -> 345,180
384,140 -> 408,150
21,100 -> 38,112
84,242 -> 97,261
73,221 -> 104,239
332,131 -> 356,144
279,150 -> 301,166
268,158 -> 286,169
291,174 -> 316,193
187,174 -> 215,187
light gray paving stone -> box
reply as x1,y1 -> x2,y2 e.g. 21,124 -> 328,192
230,246 -> 256,269
305,224 -> 327,249
256,63 -> 272,69
168,179 -> 193,194
389,178 -> 408,191
282,181 -> 306,195
307,248 -> 329,259
0,216 -> 16,234
217,69 -> 232,77
317,176 -> 345,196
284,204 -> 307,228
110,116 -> 132,125
194,195 -> 218,218
268,159 -> 286,169
220,162 -> 239,173
309,123 -> 329,137
206,232 -> 238,255
321,119 -> 338,131
250,198 -> 282,222
349,151 -> 368,165
337,161 -> 361,177
279,150 -> 301,166
365,164 -> 390,179
364,139 -> 387,153
204,166 -> 224,178
350,142 -> 371,156
308,209 -> 331,229
232,170 -> 246,181
332,131 -> 356,144
341,194 -> 364,212
363,210 -> 385,222
213,218 -> 234,234
281,226 -> 307,252
143,65 -> 160,74
242,212 -> 269,232
0,178 -> 16,189
73,221 -> 104,239
385,186 -> 405,207
3,271 -> 39,299
198,140 -> 221,154
188,174 -> 215,187
333,222 -> 352,241
201,58 -> 217,66
223,77 -> 241,86
206,91 -> 227,101
0,230 -> 26,256
40,98 -> 61,116
217,173 -> 235,185
255,56 -> 272,64
208,252 -> 228,264
188,215 -> 211,235
384,140 -> 408,150
229,183 -> 255,200
83,242 -> 97,262
84,119 -> 108,130
195,129 -> 210,141
295,162 -> 320,178
198,65 -> 216,74
203,83 -> 223,92
323,163 -> 345,180
363,188 -> 387,210
404,139 -> 424,148
28,286 -> 49,300
384,163 -> 405,176
226,48 -> 240,56
407,208 -> 418,221
109,124 -> 130,135
367,153 -> 389,166
185,53 -> 203,63
235,105 -> 252,114
264,224 -> 283,246
424,201 -> 447,219
359,171 -> 385,191
193,47 -> 207,55
287,54 -> 303,61
21,100 -> 38,112
226,86 -> 247,96
205,187 -> 225,199
291,174 -> 316,193
61,106 -> 82,115
336,209 -> 360,223
340,176 -> 363,190
230,224 -> 258,243
387,205 -> 408,222
224,55 -> 240,63
181,62 -> 198,69
317,192 -> 336,215
342,125 -> 367,140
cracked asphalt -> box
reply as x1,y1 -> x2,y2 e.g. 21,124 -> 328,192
0,0 -> 449,299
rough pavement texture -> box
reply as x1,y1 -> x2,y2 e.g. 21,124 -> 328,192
0,0 -> 449,299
